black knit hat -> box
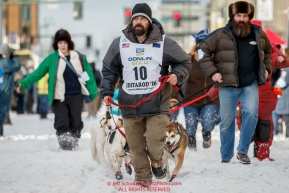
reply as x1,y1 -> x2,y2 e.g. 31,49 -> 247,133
131,3 -> 152,23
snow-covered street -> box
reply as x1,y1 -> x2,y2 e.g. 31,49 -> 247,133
1,106 -> 289,193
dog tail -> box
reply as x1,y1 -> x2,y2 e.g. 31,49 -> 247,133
90,127 -> 98,162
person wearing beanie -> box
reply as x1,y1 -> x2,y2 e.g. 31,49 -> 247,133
199,1 -> 272,164
0,44 -> 21,138
171,28 -> 220,151
17,29 -> 98,150
100,3 -> 191,186
236,20 -> 289,161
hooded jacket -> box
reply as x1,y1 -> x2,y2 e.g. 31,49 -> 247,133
100,19 -> 191,118
199,20 -> 272,87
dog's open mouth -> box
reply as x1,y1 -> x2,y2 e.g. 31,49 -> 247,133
166,142 -> 175,150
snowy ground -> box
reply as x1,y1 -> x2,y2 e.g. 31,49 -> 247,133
1,104 -> 289,193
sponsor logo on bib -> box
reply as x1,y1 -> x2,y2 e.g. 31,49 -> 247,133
136,48 -> 144,56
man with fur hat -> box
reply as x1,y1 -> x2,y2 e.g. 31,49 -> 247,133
0,44 -> 21,137
199,1 -> 272,164
100,3 -> 191,186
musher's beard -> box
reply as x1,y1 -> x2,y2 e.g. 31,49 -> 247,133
132,24 -> 147,36
232,20 -> 251,38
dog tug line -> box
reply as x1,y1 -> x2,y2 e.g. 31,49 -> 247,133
107,75 -> 217,113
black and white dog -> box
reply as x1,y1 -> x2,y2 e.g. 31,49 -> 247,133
90,111 -> 132,180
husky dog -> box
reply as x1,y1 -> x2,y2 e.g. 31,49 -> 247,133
162,122 -> 188,182
90,111 -> 132,180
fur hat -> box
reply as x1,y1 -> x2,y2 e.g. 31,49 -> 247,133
228,1 -> 255,20
52,29 -> 74,51
0,44 -> 13,55
131,3 -> 152,23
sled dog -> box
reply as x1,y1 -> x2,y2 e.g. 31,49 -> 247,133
90,111 -> 132,180
162,122 -> 188,182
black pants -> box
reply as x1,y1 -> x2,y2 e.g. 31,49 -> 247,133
52,94 -> 83,138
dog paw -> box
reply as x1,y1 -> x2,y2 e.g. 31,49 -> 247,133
169,174 -> 177,182
115,172 -> 123,180
125,164 -> 132,175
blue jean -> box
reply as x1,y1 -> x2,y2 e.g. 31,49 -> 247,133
38,95 -> 50,112
183,105 -> 220,136
272,110 -> 279,135
0,91 -> 13,135
219,81 -> 258,160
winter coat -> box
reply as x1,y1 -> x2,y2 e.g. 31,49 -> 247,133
275,67 -> 289,115
0,57 -> 21,122
258,44 -> 289,119
171,49 -> 219,108
0,57 -> 21,94
100,19 -> 191,118
20,50 -> 98,104
199,20 -> 272,87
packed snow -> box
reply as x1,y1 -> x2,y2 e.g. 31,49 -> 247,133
1,104 -> 289,193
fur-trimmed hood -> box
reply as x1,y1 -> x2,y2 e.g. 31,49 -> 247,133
228,1 -> 255,20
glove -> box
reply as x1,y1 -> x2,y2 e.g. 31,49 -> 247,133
273,86 -> 282,96
170,98 -> 179,109
207,86 -> 219,100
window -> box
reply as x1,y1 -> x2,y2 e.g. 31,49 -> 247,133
21,5 -> 31,22
73,2 -> 83,20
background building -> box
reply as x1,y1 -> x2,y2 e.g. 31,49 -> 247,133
1,2 -> 38,50
1,0 -> 289,68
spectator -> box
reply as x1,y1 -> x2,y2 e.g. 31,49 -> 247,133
170,28 -> 220,151
0,44 -> 21,137
17,29 -> 98,150
199,1 -> 272,164
236,20 -> 289,161
37,74 -> 50,119
275,67 -> 289,138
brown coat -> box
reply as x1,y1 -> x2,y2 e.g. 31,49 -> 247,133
171,48 -> 219,109
199,21 -> 272,87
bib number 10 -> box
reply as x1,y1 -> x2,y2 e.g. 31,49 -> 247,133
133,66 -> 147,80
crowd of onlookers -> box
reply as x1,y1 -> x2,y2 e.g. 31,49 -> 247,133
3,59 -> 102,124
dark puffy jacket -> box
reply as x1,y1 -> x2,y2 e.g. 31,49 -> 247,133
171,51 -> 219,109
100,19 -> 191,118
199,20 -> 272,87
